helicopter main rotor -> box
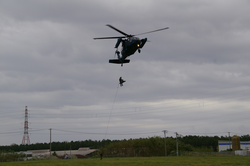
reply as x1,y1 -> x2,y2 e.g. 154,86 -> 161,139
93,24 -> 169,40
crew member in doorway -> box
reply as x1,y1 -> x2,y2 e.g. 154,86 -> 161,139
119,77 -> 126,86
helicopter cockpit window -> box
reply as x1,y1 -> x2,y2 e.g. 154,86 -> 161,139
129,37 -> 139,42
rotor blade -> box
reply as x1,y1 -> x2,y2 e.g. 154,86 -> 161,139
106,24 -> 130,37
94,36 -> 125,40
134,27 -> 169,36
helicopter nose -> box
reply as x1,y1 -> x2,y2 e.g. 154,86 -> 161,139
138,38 -> 147,48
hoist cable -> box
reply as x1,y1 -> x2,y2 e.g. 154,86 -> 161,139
104,83 -> 120,139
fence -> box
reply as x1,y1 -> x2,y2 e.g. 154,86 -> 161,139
180,151 -> 235,157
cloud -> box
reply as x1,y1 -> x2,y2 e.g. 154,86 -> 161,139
0,0 -> 250,145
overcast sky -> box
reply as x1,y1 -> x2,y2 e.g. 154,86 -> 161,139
0,0 -> 250,146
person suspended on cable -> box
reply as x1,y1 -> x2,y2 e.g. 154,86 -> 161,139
119,77 -> 126,86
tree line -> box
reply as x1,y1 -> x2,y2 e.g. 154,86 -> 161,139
179,134 -> 250,151
0,139 -> 116,152
0,135 -> 249,153
100,136 -> 193,157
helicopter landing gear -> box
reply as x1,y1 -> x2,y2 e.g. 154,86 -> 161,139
138,49 -> 141,53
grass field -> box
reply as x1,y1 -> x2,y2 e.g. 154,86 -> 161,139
1,156 -> 250,166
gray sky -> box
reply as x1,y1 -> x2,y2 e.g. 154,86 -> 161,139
0,0 -> 250,146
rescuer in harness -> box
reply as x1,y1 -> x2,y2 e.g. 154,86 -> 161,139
119,77 -> 126,86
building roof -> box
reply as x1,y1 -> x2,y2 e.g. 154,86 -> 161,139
27,147 -> 97,156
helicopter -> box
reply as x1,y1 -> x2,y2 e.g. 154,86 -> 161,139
94,24 -> 169,66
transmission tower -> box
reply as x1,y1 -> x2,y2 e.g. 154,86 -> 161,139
22,106 -> 30,145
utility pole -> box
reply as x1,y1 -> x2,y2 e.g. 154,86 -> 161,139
50,128 -> 52,159
228,132 -> 231,149
175,132 -> 182,156
175,132 -> 179,156
70,145 -> 71,157
162,130 -> 168,156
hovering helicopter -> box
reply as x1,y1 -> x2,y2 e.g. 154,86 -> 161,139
94,24 -> 169,66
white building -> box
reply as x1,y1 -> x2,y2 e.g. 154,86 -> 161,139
26,147 -> 97,158
218,140 -> 250,151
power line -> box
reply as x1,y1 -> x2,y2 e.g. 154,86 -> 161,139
53,128 -> 161,136
22,87 -> 250,119
17,86 -> 250,117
